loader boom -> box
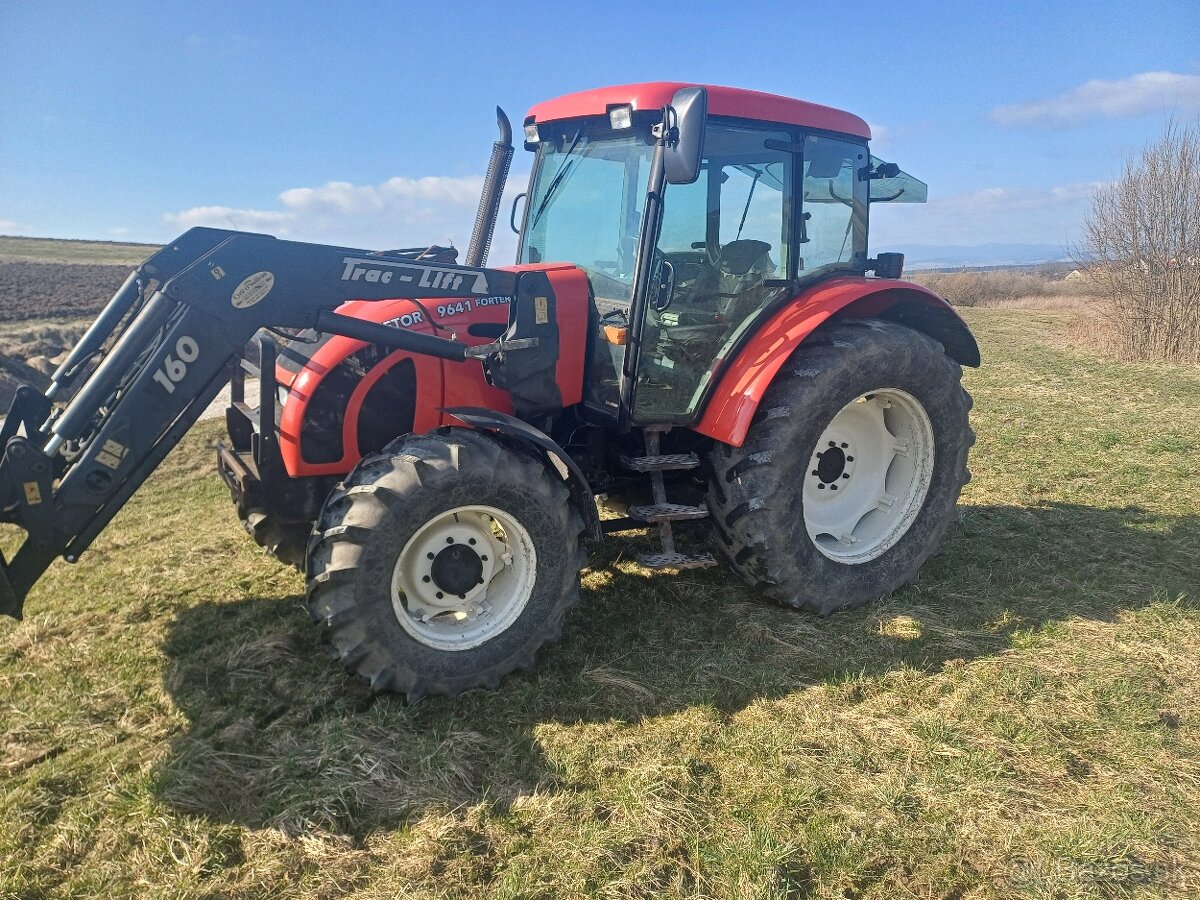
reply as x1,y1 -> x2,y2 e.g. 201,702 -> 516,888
0,227 -> 561,618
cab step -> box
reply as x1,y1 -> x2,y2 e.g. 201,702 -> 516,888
625,429 -> 716,573
628,503 -> 708,523
620,452 -> 699,473
636,551 -> 717,571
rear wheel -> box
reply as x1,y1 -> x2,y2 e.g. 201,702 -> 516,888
706,318 -> 973,615
306,428 -> 586,699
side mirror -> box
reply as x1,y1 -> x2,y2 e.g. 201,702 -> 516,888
663,86 -> 707,185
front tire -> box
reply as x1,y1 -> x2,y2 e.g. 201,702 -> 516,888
306,428 -> 586,699
706,318 -> 973,615
239,506 -> 309,570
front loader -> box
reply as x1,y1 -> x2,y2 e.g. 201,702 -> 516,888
0,83 -> 979,699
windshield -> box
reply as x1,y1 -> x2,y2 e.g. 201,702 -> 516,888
519,130 -> 656,303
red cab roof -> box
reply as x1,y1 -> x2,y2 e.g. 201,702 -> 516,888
526,82 -> 871,140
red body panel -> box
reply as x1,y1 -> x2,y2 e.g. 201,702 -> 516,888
279,263 -> 589,478
692,278 -> 968,448
527,82 -> 871,139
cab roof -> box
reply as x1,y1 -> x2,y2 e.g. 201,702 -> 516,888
525,82 -> 871,140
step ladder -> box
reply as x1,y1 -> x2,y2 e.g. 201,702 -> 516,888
620,427 -> 716,571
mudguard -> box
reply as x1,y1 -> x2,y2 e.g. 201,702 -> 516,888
443,407 -> 603,543
693,276 -> 979,447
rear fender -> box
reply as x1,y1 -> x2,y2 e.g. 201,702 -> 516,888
692,276 -> 978,447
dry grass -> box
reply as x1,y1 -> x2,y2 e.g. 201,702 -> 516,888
1,308 -> 1198,898
908,270 -> 1094,308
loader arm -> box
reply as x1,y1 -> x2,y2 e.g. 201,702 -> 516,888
0,227 -> 561,619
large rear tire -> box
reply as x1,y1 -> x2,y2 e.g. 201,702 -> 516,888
306,428 -> 587,699
706,318 -> 973,615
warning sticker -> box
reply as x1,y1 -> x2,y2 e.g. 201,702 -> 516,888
232,271 -> 275,309
96,438 -> 129,470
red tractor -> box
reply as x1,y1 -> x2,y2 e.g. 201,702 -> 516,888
0,83 -> 977,699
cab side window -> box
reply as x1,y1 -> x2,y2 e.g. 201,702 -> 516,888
800,135 -> 868,275
635,124 -> 791,423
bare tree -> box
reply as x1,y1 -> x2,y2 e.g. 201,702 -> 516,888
1079,121 -> 1200,363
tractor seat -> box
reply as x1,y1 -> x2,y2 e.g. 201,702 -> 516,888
717,239 -> 773,277
702,239 -> 776,300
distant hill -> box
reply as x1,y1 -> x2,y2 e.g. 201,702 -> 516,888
895,243 -> 1072,270
0,235 -> 159,267
1,233 -> 1075,276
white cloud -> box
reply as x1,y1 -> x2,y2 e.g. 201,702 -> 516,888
867,122 -> 891,152
991,71 -> 1200,127
107,227 -> 131,237
0,219 -> 26,234
164,173 -> 528,263
870,181 -> 1105,246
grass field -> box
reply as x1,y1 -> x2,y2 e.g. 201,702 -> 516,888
1,308 -> 1198,898
0,236 -> 157,267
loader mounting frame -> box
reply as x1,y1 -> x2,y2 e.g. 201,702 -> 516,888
0,227 -> 565,619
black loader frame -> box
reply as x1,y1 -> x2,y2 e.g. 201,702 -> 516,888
0,227 -> 564,619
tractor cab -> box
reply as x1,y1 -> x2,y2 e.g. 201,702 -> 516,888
516,83 -> 927,426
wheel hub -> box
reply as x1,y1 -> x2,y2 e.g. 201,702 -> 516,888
803,389 -> 935,564
430,542 -> 484,597
391,505 -> 536,651
814,441 -> 854,488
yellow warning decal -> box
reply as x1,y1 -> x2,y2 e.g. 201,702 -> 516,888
23,482 -> 41,505
96,439 -> 129,471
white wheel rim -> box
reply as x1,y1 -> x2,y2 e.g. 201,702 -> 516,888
803,388 -> 935,565
391,505 -> 536,651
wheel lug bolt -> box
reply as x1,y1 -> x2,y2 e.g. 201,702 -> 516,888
446,537 -> 454,544
468,538 -> 476,545
481,555 -> 488,561
841,442 -> 848,448
423,575 -> 431,583
458,594 -> 466,600
818,484 -> 826,490
830,485 -> 838,491
847,456 -> 854,462
427,552 -> 435,560
828,441 -> 837,447
842,473 -> 850,479
436,591 -> 444,599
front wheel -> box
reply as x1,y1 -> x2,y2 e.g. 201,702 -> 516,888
306,428 -> 586,699
707,318 -> 974,615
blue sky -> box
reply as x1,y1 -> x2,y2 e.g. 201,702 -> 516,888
2,0 -> 1198,262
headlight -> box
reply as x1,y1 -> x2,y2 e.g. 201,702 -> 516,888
608,105 -> 633,130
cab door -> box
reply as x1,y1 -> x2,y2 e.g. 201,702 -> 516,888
632,125 -> 870,425
632,122 -> 794,424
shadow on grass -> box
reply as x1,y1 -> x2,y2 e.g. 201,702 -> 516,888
154,502 -> 1198,835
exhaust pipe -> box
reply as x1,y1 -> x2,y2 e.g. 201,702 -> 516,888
465,107 -> 514,267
